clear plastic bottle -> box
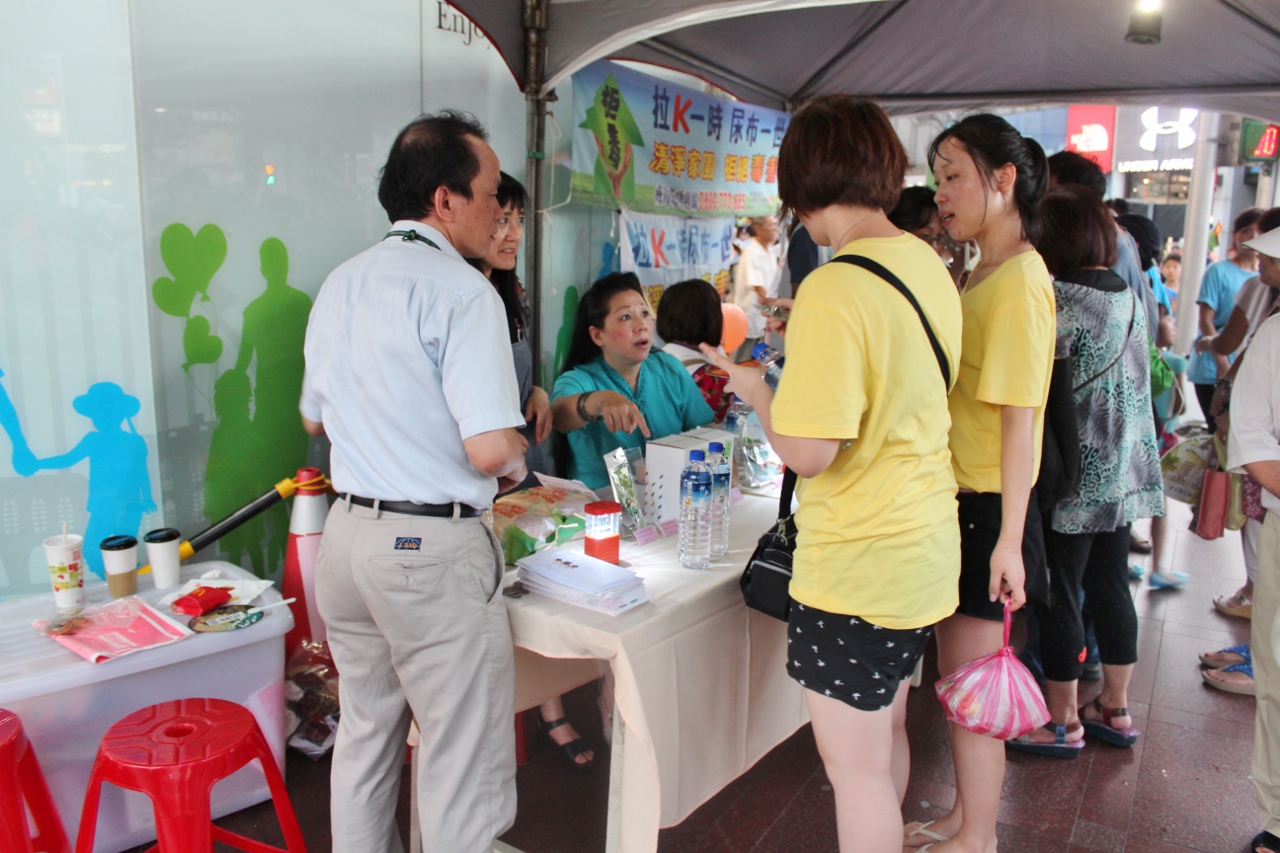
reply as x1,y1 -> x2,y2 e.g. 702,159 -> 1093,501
752,342 -> 785,390
678,449 -> 712,569
723,395 -> 752,435
706,441 -> 731,556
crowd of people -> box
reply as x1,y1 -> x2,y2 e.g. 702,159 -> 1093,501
296,102 -> 1280,853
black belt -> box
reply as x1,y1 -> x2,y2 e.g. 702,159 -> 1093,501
341,494 -> 484,518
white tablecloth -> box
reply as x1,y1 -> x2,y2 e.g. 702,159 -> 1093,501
505,495 -> 808,853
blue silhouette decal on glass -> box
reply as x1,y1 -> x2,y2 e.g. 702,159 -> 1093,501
0,366 -> 37,476
24,383 -> 155,578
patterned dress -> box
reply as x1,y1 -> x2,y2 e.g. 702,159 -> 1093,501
1051,269 -> 1165,534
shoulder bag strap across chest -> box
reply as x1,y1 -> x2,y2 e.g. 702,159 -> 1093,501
827,254 -> 951,391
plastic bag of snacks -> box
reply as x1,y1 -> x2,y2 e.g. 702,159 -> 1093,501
491,486 -> 589,565
935,600 -> 1049,739
284,639 -> 340,759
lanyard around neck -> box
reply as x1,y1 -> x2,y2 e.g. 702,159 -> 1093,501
385,229 -> 441,251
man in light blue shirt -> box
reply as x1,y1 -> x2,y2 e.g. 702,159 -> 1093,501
1188,208 -> 1263,434
300,111 -> 526,853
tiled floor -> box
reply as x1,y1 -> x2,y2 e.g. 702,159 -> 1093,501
155,487 -> 1256,853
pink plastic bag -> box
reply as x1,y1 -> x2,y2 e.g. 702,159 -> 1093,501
934,600 -> 1049,739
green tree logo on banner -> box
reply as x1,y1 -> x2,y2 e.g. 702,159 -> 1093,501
580,72 -> 644,201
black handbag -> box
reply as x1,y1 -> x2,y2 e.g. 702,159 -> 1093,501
740,467 -> 799,620
739,255 -> 952,621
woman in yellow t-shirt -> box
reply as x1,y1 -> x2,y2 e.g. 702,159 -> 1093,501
703,96 -> 962,853
904,116 -> 1056,850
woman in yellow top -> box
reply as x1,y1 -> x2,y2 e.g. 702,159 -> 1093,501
903,116 -> 1055,851
704,96 -> 962,853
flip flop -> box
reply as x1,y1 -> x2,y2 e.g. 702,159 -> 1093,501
1214,591 -> 1253,619
1149,571 -> 1189,590
1203,662 -> 1256,696
1006,722 -> 1086,758
1079,698 -> 1140,747
904,820 -> 948,847
1252,830 -> 1280,852
1200,643 -> 1250,669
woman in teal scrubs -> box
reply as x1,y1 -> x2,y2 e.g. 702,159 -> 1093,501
551,272 -> 715,488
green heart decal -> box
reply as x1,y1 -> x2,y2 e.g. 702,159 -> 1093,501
154,223 -> 227,318
182,315 -> 223,371
152,275 -> 197,318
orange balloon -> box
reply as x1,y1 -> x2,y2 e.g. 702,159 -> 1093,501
721,303 -> 748,352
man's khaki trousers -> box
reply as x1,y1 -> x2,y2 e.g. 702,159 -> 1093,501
316,500 -> 516,853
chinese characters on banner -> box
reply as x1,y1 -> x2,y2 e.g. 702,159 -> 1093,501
619,211 -> 736,310
572,60 -> 786,217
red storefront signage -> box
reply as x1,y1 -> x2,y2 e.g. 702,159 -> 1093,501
1066,105 -> 1117,173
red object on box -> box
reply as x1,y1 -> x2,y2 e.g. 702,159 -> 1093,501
171,586 -> 232,616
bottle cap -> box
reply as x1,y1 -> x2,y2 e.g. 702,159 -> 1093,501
584,500 -> 622,516
708,442 -> 724,453
689,449 -> 705,462
751,342 -> 772,361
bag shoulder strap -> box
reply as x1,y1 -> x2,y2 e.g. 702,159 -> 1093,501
777,467 -> 797,522
1074,288 -> 1136,393
828,255 -> 951,390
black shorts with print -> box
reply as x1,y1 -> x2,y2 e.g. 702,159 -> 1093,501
786,601 -> 934,712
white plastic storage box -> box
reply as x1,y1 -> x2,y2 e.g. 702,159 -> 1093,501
0,561 -> 293,853
643,427 -> 735,524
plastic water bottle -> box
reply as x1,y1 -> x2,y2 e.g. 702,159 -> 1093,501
707,442 -> 731,556
752,342 -> 785,390
678,449 -> 712,569
723,395 -> 752,434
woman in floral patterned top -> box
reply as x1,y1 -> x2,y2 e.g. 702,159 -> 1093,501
1030,185 -> 1164,750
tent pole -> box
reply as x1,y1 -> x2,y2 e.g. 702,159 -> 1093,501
1174,110 -> 1222,356
524,0 -> 549,387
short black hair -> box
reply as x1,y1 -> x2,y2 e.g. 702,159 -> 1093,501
1047,150 -> 1108,198
888,186 -> 940,233
378,110 -> 489,223
1116,213 -> 1162,269
1034,185 -> 1118,278
1235,206 -> 1265,235
656,279 -> 722,348
1105,198 -> 1131,216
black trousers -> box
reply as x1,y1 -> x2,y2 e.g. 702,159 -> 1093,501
1034,523 -> 1138,682
1195,382 -> 1218,436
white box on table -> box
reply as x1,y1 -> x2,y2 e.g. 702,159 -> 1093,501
0,561 -> 292,853
642,427 -> 735,524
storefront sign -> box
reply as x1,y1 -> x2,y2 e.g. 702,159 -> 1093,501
1065,105 -> 1116,173
571,60 -> 786,217
1114,106 -> 1199,173
619,210 -> 735,308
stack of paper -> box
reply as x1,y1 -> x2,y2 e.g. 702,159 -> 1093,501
516,548 -> 649,616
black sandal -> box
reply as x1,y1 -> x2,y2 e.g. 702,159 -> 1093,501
540,717 -> 595,772
1253,830 -> 1280,852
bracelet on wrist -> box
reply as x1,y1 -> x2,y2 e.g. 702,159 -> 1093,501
576,391 -> 603,423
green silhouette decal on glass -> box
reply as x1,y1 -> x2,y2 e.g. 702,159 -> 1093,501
152,222 -> 227,370
205,369 -> 267,576
229,237 -> 312,571
151,225 -> 311,578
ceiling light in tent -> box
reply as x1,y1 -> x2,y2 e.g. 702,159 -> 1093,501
1127,0 -> 1163,45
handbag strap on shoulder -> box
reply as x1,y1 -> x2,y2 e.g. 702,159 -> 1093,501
828,254 -> 951,391
777,467 -> 797,521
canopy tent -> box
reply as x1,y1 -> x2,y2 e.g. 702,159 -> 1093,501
452,0 -> 1280,121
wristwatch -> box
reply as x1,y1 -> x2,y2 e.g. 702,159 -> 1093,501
576,391 -> 604,422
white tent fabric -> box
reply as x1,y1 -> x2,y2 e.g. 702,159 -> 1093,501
452,0 -> 1280,120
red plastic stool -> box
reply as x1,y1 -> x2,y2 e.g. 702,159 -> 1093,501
74,698 -> 305,853
0,708 -> 70,853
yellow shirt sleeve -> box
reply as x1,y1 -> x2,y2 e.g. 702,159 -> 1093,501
771,291 -> 866,439
975,300 -> 1055,408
